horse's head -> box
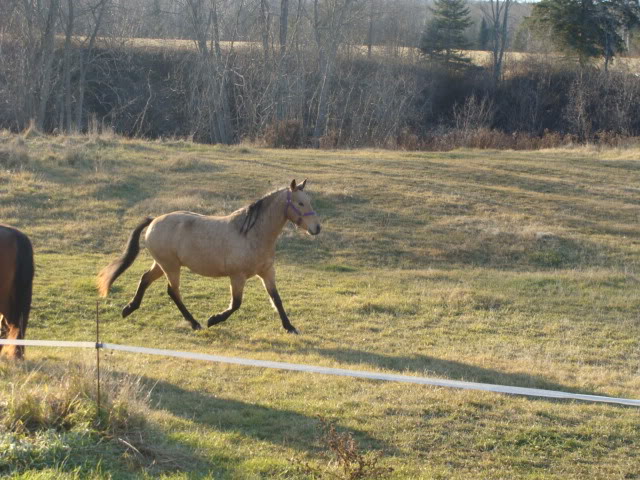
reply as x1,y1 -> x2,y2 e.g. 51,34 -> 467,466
286,179 -> 321,236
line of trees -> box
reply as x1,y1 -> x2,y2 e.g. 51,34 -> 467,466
1,0 -> 640,148
0,0 -> 429,142
420,0 -> 640,78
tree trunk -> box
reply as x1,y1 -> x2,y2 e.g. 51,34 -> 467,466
275,0 -> 289,120
186,0 -> 232,144
75,0 -> 108,132
260,0 -> 271,66
484,0 -> 511,86
62,0 -> 74,132
367,0 -> 374,58
36,0 -> 60,131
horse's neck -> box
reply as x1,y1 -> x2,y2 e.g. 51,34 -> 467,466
253,190 -> 288,247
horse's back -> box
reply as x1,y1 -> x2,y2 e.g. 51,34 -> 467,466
0,224 -> 21,249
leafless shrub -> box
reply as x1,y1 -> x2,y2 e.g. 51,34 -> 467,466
62,144 -> 111,172
453,95 -> 494,136
394,128 -> 422,150
319,418 -> 392,480
319,129 -> 340,150
292,417 -> 393,480
87,115 -> 115,139
261,119 -> 306,148
414,127 -> 585,151
564,72 -> 593,140
21,120 -> 43,140
62,148 -> 89,167
0,141 -> 32,170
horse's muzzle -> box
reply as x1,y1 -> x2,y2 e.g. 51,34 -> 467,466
308,225 -> 321,236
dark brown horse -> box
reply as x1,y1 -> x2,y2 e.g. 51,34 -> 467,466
0,225 -> 34,359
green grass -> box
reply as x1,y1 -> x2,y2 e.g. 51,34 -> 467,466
1,131 -> 640,478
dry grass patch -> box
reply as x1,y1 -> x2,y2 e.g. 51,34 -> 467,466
0,359 -> 202,476
0,139 -> 32,171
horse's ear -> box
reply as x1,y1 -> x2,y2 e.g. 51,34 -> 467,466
298,179 -> 307,191
290,179 -> 297,191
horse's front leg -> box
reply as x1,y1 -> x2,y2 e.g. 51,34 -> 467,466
207,275 -> 246,328
259,267 -> 298,334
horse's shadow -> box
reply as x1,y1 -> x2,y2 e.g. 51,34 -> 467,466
134,373 -> 390,453
312,347 -> 603,398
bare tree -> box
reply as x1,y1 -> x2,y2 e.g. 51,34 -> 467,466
482,0 -> 512,85
366,0 -> 377,57
182,0 -> 234,143
36,0 -> 61,130
60,0 -> 75,132
311,0 -> 365,140
259,0 -> 272,65
74,0 -> 109,131
0,0 -> 62,130
275,0 -> 290,120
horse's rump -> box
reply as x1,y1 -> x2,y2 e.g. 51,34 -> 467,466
0,225 -> 34,359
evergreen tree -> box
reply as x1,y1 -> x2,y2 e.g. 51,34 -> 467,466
478,17 -> 490,51
512,23 -> 531,52
530,0 -> 640,69
420,0 -> 473,68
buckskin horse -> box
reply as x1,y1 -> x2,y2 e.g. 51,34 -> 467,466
0,225 -> 34,360
97,179 -> 321,333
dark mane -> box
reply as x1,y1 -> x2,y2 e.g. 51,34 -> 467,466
236,189 -> 282,235
239,198 -> 264,235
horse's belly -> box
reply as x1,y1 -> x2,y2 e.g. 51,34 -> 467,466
179,239 -> 257,278
182,255 -> 228,278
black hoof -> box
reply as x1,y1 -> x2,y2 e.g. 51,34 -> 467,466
286,327 -> 299,335
191,322 -> 202,331
122,304 -> 135,318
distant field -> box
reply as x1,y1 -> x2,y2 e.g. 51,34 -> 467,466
85,35 -> 640,70
1,132 -> 640,478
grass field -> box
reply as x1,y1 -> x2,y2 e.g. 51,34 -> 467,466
99,35 -> 640,70
1,131 -> 640,479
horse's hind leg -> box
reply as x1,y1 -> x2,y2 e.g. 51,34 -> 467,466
207,275 -> 246,328
164,268 -> 202,331
122,262 -> 163,318
259,267 -> 298,334
5,322 -> 23,359
0,312 -> 23,359
0,315 -> 6,356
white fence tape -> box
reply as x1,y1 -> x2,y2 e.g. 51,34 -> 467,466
1,339 -> 96,349
2,339 -> 639,407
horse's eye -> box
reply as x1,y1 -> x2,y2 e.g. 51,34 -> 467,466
298,202 -> 304,207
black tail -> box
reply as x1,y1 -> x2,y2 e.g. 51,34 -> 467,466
12,231 -> 34,337
97,217 -> 153,297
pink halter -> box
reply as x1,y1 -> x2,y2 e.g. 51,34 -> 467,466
286,190 -> 316,225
